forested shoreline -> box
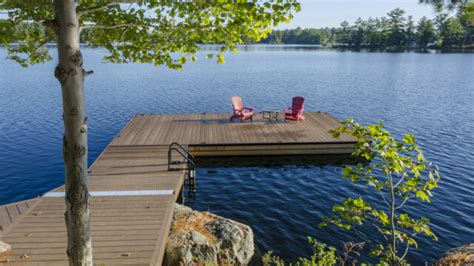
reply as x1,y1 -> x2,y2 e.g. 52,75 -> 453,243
1,6 -> 472,52
250,7 -> 474,50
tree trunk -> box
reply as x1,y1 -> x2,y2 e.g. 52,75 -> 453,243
53,0 -> 92,265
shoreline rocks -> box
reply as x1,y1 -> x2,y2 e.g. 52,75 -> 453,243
437,243 -> 474,266
164,204 -> 254,265
0,242 -> 12,262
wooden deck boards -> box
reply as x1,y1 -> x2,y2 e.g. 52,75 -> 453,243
1,111 -> 354,265
113,112 -> 354,145
1,145 -> 184,265
112,112 -> 355,157
0,199 -> 39,238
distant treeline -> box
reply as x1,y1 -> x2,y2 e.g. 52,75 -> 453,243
250,7 -> 474,49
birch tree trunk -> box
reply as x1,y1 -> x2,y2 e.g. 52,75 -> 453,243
53,0 -> 92,265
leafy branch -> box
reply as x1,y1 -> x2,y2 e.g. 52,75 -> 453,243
76,1 -> 118,17
1,1 -> 301,69
322,119 -> 440,264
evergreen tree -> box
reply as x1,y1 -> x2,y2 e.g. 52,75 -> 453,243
364,17 -> 383,46
352,17 -> 366,47
242,7 -> 471,49
439,17 -> 466,46
406,16 -> 417,47
336,21 -> 352,45
417,17 -> 436,48
385,8 -> 407,47
458,2 -> 474,45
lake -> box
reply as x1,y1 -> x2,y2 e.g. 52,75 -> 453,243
0,46 -> 473,263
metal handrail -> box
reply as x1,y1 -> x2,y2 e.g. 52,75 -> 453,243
168,142 -> 197,199
170,142 -> 195,160
168,142 -> 195,171
168,147 -> 195,170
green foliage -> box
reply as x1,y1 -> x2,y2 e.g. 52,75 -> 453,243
255,6 -> 472,48
262,237 -> 338,266
459,1 -> 474,26
324,119 -> 441,264
384,8 -> 408,47
262,251 -> 286,266
420,0 -> 470,13
417,16 -> 436,48
0,0 -> 300,68
0,1 -> 54,66
439,17 -> 466,46
335,21 -> 352,45
0,19 -> 53,66
252,26 -> 333,45
296,237 -> 338,266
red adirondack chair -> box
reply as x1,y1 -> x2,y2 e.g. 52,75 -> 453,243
284,96 -> 305,121
230,96 -> 254,122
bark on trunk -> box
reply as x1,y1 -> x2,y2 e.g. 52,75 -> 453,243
53,0 -> 92,265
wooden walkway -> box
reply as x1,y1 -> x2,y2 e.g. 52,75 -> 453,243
1,146 -> 185,265
0,112 -> 355,265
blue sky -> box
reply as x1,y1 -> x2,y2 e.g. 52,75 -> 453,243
279,0 -> 437,28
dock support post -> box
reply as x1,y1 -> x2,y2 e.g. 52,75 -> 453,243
189,169 -> 196,193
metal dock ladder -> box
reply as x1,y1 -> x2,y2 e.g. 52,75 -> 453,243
167,142 -> 196,202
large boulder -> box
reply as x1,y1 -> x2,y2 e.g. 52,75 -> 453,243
437,243 -> 474,266
0,242 -> 11,262
164,204 -> 254,265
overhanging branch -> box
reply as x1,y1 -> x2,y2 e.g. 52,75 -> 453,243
80,21 -> 208,33
76,2 -> 118,17
83,69 -> 94,77
79,22 -> 183,32
80,23 -> 142,30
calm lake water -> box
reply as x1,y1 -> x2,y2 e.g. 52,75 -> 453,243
0,46 -> 473,263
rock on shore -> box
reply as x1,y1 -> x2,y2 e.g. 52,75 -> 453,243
164,204 -> 254,265
0,242 -> 11,262
437,243 -> 474,266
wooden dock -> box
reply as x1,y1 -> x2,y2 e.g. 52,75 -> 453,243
112,112 -> 355,156
1,112 -> 355,265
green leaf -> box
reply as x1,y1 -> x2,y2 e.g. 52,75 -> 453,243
416,190 -> 430,202
328,129 -> 340,138
406,236 -> 418,248
178,57 -> 186,64
399,213 -> 412,228
403,134 -> 416,144
376,210 -> 389,225
417,152 -> 425,162
368,243 -> 384,257
354,197 -> 365,207
217,54 -> 225,64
